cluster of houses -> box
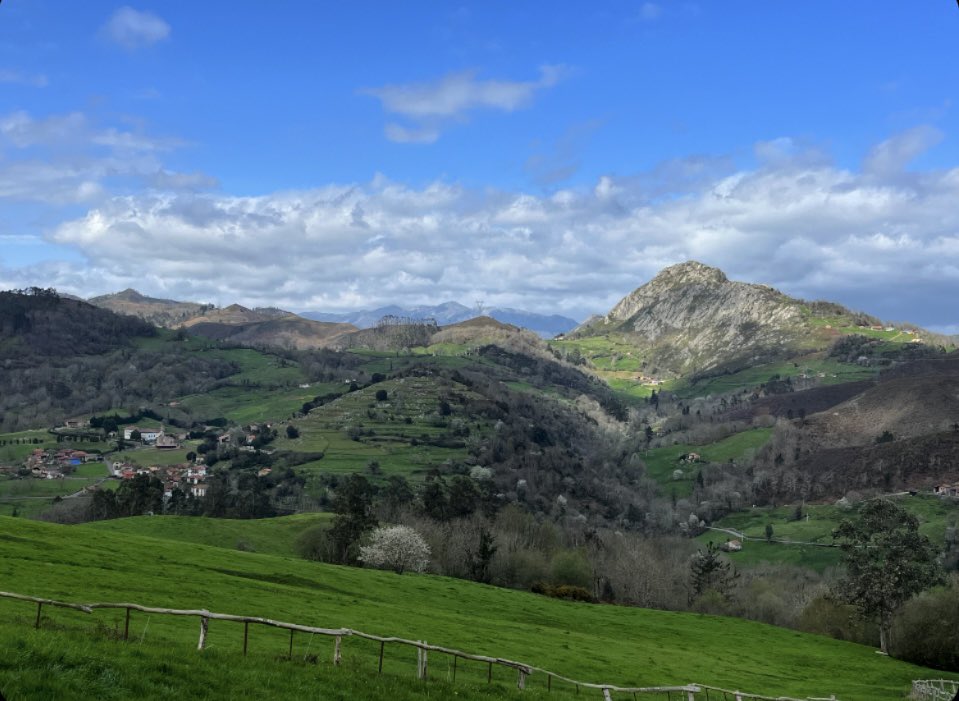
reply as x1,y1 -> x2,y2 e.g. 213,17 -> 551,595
854,324 -> 924,343
21,448 -> 101,480
109,459 -> 273,500
110,460 -> 214,498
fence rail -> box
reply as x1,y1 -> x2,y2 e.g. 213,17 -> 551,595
1,589 -> 837,700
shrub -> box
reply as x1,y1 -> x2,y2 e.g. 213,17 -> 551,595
294,525 -> 334,562
375,389 -> 388,401
549,550 -> 593,589
530,582 -> 596,603
890,581 -> 959,671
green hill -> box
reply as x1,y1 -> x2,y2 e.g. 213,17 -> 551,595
0,516 -> 952,700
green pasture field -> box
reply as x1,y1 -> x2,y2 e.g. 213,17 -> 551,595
83,513 -> 332,558
0,471 -> 105,518
0,430 -> 59,464
674,356 -> 876,399
643,428 -> 774,497
275,376 -> 485,479
0,516 -> 952,701
550,335 -> 646,373
176,384 -> 338,425
698,493 -> 959,571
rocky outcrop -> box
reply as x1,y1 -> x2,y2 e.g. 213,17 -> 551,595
573,261 -> 833,376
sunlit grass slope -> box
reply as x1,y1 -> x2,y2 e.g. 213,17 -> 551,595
82,513 -> 331,558
0,516 -> 951,700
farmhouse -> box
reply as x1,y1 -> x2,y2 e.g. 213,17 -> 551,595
721,539 -> 743,552
934,483 -> 959,498
155,434 -> 179,450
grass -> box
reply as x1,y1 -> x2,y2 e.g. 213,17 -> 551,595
698,494 -> 959,571
0,430 -> 59,465
674,356 -> 877,399
175,384 -> 332,425
0,515 -> 953,700
0,470 -> 105,518
275,376 -> 485,480
643,428 -> 774,497
83,513 -> 332,558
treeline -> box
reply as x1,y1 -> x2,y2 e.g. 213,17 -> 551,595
0,288 -> 155,363
293,473 -> 959,671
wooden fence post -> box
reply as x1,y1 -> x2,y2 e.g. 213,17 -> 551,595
35,602 -> 42,629
687,690 -> 696,701
547,674 -> 552,692
517,669 -> 527,690
415,644 -> 429,680
602,687 -> 612,700
124,608 -> 131,641
452,655 -> 457,682
487,661 -> 492,683
243,621 -> 249,656
288,629 -> 294,659
378,641 -> 385,673
333,635 -> 342,666
197,616 -> 209,650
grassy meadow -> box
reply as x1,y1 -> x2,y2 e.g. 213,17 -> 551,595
643,428 -> 773,497
275,376 -> 486,479
0,515 -> 953,700
83,513 -> 332,557
698,493 -> 959,571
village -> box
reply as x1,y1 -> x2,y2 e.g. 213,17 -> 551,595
0,419 -> 278,506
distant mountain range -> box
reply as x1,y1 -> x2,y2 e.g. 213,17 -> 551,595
301,302 -> 579,338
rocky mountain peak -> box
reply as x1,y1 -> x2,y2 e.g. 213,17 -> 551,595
653,260 -> 728,286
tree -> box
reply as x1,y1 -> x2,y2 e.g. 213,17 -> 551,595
765,523 -> 774,542
689,542 -> 738,604
833,499 -> 943,654
286,424 -> 300,439
329,473 -> 378,564
375,389 -> 388,401
359,525 -> 430,574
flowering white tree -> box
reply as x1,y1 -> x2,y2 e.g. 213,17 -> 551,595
358,525 -> 431,574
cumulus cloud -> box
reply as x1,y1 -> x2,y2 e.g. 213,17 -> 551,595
101,7 -> 171,50
32,127 -> 959,328
363,65 -> 567,143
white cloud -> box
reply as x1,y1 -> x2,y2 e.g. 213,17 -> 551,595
364,65 -> 567,143
0,69 -> 48,87
0,110 -> 208,204
862,125 -> 943,176
28,127 -> 957,328
101,7 -> 170,50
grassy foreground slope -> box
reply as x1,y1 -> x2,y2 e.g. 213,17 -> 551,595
0,517 -> 952,700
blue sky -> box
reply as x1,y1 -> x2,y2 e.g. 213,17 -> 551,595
1,2 -> 958,330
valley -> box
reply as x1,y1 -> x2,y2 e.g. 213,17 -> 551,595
2,264 -> 959,698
